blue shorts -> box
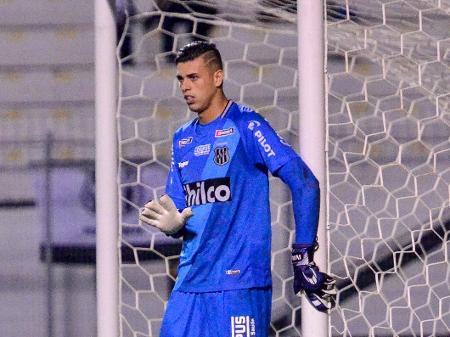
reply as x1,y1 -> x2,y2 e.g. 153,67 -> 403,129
160,287 -> 272,337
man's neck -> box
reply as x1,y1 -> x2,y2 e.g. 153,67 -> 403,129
198,94 -> 228,124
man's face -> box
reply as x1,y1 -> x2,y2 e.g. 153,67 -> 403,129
176,56 -> 222,114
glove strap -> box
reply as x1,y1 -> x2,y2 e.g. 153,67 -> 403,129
292,242 -> 317,266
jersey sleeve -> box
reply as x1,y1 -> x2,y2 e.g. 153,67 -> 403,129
275,157 -> 320,246
165,138 -> 186,210
242,112 -> 299,174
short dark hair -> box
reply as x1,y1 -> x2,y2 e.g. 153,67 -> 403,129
175,41 -> 223,70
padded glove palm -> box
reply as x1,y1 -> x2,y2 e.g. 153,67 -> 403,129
140,195 -> 193,235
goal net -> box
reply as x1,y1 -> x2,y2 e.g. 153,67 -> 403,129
116,0 -> 450,336
327,1 -> 450,336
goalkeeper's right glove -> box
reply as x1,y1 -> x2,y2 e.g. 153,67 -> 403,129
139,194 -> 193,235
292,243 -> 337,312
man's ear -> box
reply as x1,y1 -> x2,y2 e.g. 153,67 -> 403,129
214,69 -> 224,88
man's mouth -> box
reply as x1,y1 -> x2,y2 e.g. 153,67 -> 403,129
184,95 -> 194,104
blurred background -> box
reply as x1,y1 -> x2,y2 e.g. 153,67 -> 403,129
0,1 -> 97,336
0,0 -> 449,337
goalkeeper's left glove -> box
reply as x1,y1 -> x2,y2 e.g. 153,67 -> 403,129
292,243 -> 337,312
139,194 -> 193,235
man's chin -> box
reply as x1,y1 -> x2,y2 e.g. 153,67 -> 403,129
187,104 -> 202,114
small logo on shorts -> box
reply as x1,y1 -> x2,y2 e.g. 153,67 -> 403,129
231,316 -> 256,337
225,269 -> 240,276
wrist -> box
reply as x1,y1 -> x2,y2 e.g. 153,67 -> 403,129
292,243 -> 313,250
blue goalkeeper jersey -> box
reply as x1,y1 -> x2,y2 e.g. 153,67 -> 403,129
166,101 -> 299,292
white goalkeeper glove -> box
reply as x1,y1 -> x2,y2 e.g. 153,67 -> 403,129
139,194 -> 193,235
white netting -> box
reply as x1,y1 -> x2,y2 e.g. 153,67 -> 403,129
117,0 -> 450,336
327,1 -> 450,336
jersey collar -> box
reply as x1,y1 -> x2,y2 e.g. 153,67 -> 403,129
194,100 -> 233,127
220,100 -> 233,118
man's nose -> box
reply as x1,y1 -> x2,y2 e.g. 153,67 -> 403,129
181,81 -> 190,92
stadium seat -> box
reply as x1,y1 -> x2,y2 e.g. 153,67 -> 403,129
0,0 -> 93,25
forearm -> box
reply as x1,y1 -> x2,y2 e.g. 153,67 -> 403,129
275,157 -> 320,246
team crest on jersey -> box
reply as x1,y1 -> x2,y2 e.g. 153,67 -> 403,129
215,127 -> 234,137
214,146 -> 230,166
178,137 -> 193,148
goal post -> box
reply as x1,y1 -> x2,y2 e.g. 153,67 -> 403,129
298,1 -> 329,337
95,1 -> 119,337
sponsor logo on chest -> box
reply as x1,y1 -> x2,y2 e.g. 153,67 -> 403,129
215,127 -> 234,137
194,144 -> 211,156
178,137 -> 193,148
183,177 -> 231,207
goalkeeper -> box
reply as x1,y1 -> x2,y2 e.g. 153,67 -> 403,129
140,41 -> 336,337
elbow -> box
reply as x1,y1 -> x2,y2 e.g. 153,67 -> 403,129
277,157 -> 320,192
308,172 -> 320,191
